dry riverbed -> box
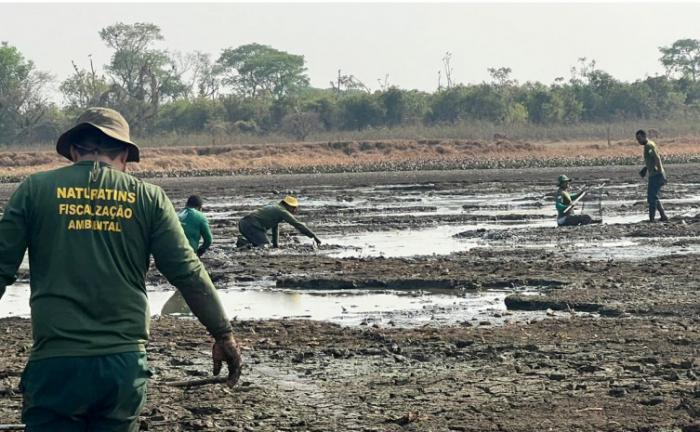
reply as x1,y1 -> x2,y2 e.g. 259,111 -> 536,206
1,164 -> 700,431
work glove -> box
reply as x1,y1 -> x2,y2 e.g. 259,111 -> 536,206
639,167 -> 647,178
212,333 -> 243,387
196,246 -> 206,257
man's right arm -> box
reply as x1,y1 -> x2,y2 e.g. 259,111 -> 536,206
149,188 -> 232,339
149,188 -> 242,386
0,181 -> 30,300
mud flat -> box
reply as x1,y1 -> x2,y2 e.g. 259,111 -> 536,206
1,165 -> 699,430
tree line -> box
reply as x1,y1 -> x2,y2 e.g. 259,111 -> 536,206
2,22 -> 700,145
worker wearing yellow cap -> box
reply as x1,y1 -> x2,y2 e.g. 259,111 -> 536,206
237,196 -> 321,248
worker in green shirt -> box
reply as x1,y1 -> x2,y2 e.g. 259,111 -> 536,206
178,195 -> 213,256
0,108 -> 242,431
555,175 -> 597,226
238,196 -> 321,248
636,129 -> 668,222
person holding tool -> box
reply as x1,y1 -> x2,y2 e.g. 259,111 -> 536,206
636,129 -> 669,222
0,107 -> 242,431
237,196 -> 321,248
555,175 -> 599,226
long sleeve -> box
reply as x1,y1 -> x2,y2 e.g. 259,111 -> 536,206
149,188 -> 231,339
281,210 -> 316,238
272,224 -> 279,248
0,180 -> 31,299
200,216 -> 213,251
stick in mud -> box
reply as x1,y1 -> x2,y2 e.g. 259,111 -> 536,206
160,376 -> 228,388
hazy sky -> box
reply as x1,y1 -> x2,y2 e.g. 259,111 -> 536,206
3,2 -> 700,99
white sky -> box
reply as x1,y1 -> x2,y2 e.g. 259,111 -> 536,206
3,2 -> 700,100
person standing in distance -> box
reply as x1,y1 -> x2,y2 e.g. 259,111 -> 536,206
0,107 -> 242,431
636,129 -> 668,222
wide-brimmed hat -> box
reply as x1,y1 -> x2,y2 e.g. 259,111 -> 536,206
56,107 -> 140,162
282,196 -> 299,207
557,175 -> 571,186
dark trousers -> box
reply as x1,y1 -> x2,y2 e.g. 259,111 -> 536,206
558,214 -> 595,226
20,352 -> 150,432
238,217 -> 270,247
647,174 -> 666,213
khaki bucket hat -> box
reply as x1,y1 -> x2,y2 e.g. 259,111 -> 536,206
56,107 -> 140,163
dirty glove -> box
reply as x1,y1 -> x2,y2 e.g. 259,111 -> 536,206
639,167 -> 647,178
196,246 -> 206,257
212,333 -> 243,387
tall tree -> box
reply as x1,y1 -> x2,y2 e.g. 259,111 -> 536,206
217,43 -> 309,99
99,22 -> 187,133
59,56 -> 110,115
0,41 -> 52,144
659,38 -> 700,82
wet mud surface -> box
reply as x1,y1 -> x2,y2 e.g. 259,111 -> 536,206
1,164 -> 700,430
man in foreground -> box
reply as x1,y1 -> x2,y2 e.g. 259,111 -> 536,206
178,194 -> 213,257
0,107 -> 242,431
555,175 -> 598,226
238,196 -> 321,248
636,129 -> 669,222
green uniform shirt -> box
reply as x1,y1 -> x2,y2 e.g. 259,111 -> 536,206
247,204 -> 316,247
555,189 -> 581,217
0,161 -> 231,361
178,207 -> 213,253
644,140 -> 665,178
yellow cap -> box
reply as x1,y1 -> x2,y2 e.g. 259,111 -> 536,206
283,196 -> 299,207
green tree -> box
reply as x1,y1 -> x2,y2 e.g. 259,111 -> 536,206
281,111 -> 322,141
339,92 -> 385,130
659,38 -> 700,82
217,43 -> 309,100
0,41 -> 53,144
59,57 -> 110,115
99,22 -> 188,133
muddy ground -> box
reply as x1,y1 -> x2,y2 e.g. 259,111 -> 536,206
1,164 -> 700,431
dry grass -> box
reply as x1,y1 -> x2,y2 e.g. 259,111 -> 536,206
2,137 -> 700,180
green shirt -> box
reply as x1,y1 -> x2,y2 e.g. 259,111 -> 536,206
178,207 -> 213,253
0,161 -> 231,361
555,189 -> 581,217
644,140 -> 665,178
247,204 -> 316,247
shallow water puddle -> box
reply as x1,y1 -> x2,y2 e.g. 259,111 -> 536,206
324,220 -> 555,258
572,237 -> 700,261
0,283 -> 531,327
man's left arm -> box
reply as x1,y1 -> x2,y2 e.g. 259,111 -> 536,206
0,181 -> 31,300
653,151 -> 663,175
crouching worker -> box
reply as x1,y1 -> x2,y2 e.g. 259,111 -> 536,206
179,195 -> 213,257
555,175 -> 598,226
238,196 -> 321,248
0,107 -> 242,431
